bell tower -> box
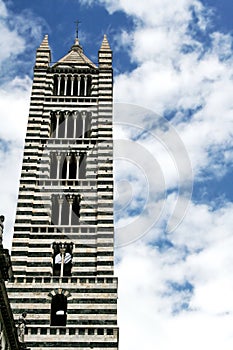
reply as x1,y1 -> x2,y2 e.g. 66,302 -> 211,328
7,32 -> 118,349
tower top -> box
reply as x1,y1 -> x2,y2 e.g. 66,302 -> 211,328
99,34 -> 112,51
38,34 -> 50,50
35,34 -> 51,67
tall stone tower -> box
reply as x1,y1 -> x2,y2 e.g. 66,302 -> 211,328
7,32 -> 118,349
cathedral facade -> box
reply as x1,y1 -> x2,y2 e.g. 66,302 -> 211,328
7,32 -> 119,349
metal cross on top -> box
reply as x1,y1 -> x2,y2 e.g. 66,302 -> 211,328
75,19 -> 81,38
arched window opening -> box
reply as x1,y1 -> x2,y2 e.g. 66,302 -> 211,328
53,76 -> 58,95
60,76 -> 65,96
87,76 -> 92,96
61,154 -> 67,180
73,76 -> 78,96
50,292 -> 67,326
67,114 -> 73,138
69,154 -> 77,179
50,112 -> 57,138
72,196 -> 80,225
66,76 -> 71,96
79,153 -> 87,179
76,115 -> 83,138
61,197 -> 69,225
52,242 -> 73,277
84,114 -> 91,138
80,76 -> 85,96
50,153 -> 57,179
58,113 -> 65,138
51,195 -> 59,225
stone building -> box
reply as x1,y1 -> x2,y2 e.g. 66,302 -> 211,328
7,32 -> 119,349
0,216 -> 24,350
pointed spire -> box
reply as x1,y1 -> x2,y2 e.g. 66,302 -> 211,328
99,34 -> 111,51
35,34 -> 51,68
98,34 -> 112,68
38,34 -> 50,50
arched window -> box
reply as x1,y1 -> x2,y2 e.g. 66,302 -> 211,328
61,197 -> 69,225
72,196 -> 80,225
69,154 -> 77,179
50,153 -> 57,179
50,292 -> 67,326
60,76 -> 65,96
67,113 -> 73,138
50,112 -> 57,137
51,195 -> 59,225
76,114 -> 83,138
53,76 -> 58,95
84,113 -> 91,138
87,75 -> 92,96
79,153 -> 87,179
66,76 -> 71,96
73,76 -> 78,96
80,75 -> 85,96
58,113 -> 65,138
61,154 -> 67,180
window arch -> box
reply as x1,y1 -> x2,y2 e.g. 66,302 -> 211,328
87,75 -> 92,96
50,292 -> 67,326
79,153 -> 87,179
53,75 -> 58,95
60,76 -> 65,96
50,112 -> 57,137
80,75 -> 85,96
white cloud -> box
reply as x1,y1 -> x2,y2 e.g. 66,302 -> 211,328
116,200 -> 233,349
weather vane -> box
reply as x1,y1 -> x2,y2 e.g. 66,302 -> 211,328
75,20 -> 81,38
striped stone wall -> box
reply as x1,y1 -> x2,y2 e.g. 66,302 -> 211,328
7,34 -> 118,349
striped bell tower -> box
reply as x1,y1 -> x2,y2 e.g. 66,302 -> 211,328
7,32 -> 119,349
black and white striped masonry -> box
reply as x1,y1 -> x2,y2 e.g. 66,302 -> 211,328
7,33 -> 119,350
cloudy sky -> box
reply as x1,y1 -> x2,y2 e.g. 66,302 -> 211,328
1,0 -> 233,349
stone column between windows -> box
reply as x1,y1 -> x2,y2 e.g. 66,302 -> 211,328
84,76 -> 87,96
67,195 -> 74,226
73,112 -> 78,138
82,112 -> 86,139
64,112 -> 69,138
55,112 -> 60,139
75,154 -> 80,179
71,76 -> 74,96
64,76 -> 68,96
56,153 -> 61,179
58,196 -> 63,226
57,76 -> 61,95
66,154 -> 71,180
77,76 -> 81,96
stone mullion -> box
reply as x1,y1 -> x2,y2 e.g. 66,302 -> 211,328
57,76 -> 61,95
71,76 -> 74,96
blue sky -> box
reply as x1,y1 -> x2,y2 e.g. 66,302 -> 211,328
1,0 -> 233,349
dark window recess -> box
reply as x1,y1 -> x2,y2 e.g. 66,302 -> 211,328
69,328 -> 75,335
31,328 -> 38,335
50,293 -> 67,327
52,242 -> 73,277
107,329 -> 113,335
